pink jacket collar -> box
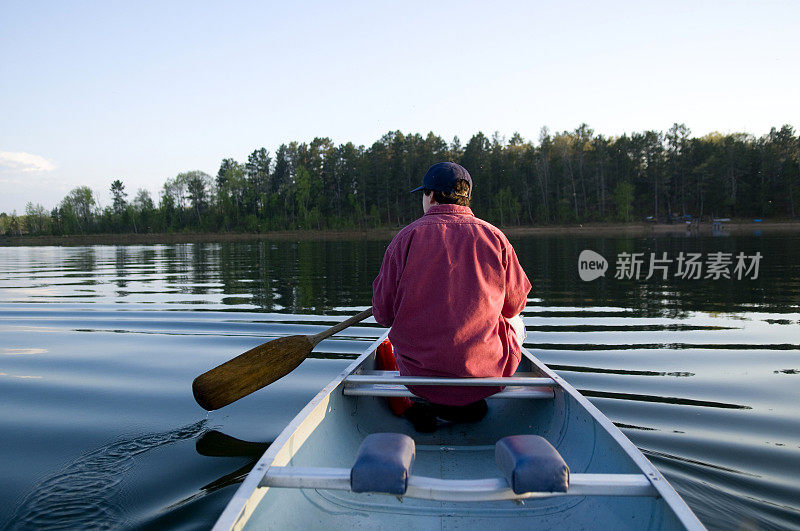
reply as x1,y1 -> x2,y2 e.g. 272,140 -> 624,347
424,204 -> 474,217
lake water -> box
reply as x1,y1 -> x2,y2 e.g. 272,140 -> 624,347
0,233 -> 799,530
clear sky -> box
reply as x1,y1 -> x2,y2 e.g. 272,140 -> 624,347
1,0 -> 798,214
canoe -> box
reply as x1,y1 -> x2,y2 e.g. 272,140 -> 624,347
213,330 -> 704,530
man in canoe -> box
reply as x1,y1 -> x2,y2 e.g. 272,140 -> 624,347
372,162 -> 531,432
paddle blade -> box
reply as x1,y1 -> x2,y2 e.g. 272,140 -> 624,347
196,430 -> 271,458
192,334 -> 314,411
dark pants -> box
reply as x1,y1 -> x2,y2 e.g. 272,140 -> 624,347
426,399 -> 488,422
404,398 -> 488,432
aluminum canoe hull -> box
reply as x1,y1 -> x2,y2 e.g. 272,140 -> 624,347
214,331 -> 704,530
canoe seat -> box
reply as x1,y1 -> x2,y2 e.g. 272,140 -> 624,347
350,433 -> 415,495
496,435 -> 569,494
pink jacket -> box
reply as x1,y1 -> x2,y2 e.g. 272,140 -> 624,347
372,204 -> 531,405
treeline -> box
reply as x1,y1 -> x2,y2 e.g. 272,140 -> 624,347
2,124 -> 799,236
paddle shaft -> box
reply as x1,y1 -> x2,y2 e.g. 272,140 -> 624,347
309,308 -> 374,346
192,308 -> 373,410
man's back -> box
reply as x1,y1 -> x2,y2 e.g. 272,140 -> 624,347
372,203 -> 531,406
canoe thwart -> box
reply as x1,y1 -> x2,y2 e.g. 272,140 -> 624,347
262,466 -> 657,501
496,435 -> 569,494
343,383 -> 555,399
350,433 -> 415,495
345,371 -> 557,387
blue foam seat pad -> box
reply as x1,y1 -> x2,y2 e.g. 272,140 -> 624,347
495,435 -> 570,494
350,433 -> 416,495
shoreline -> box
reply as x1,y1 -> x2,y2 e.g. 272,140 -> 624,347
1,221 -> 798,247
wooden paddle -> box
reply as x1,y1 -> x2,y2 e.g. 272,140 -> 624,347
196,430 -> 271,457
192,308 -> 373,411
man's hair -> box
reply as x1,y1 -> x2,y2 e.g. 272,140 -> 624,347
424,179 -> 471,207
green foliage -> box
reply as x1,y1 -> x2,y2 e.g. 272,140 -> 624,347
110,180 -> 127,213
613,182 -> 635,222
491,187 -> 521,226
24,202 -> 50,234
59,186 -> 96,234
369,204 -> 381,228
11,125 -> 800,237
182,171 -> 212,226
8,213 -> 21,236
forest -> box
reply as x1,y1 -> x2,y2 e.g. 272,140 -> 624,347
2,124 -> 799,236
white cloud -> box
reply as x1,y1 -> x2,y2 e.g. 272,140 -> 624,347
0,151 -> 57,173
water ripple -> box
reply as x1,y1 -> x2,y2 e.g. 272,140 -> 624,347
5,421 -> 208,531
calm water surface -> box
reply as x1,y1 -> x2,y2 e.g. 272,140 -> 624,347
0,234 -> 799,530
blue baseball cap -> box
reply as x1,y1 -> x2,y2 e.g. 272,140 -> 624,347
410,162 -> 472,198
